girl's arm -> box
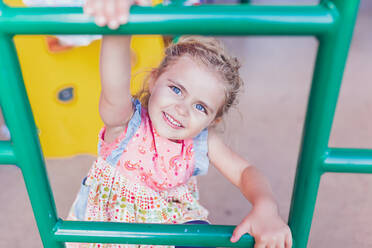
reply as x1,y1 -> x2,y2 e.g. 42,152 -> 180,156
208,129 -> 292,248
83,0 -> 150,143
99,36 -> 133,143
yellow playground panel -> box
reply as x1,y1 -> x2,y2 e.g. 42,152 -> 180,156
8,0 -> 165,157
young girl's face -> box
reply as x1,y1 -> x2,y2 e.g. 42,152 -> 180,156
148,55 -> 226,140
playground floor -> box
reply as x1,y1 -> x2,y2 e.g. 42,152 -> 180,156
1,1 -> 372,247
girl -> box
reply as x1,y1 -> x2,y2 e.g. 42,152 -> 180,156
67,1 -> 292,248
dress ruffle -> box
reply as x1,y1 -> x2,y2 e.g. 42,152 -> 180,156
67,158 -> 208,248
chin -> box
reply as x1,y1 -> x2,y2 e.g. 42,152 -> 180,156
156,127 -> 187,140
160,130 -> 183,140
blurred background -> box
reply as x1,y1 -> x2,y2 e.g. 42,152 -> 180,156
0,0 -> 371,247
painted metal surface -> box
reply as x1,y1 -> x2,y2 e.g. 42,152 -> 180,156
0,5 -> 334,35
323,148 -> 372,173
54,220 -> 255,247
0,0 -> 367,248
0,141 -> 16,164
288,1 -> 361,247
0,33 -> 63,247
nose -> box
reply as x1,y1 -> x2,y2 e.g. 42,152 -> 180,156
175,102 -> 189,117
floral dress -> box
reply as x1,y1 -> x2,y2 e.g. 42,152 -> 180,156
66,100 -> 210,248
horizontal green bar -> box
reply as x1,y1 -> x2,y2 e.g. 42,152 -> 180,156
54,220 -> 255,247
323,148 -> 372,173
0,141 -> 17,164
0,5 -> 334,35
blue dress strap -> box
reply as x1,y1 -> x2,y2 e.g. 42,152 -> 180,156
99,99 -> 142,167
192,128 -> 209,176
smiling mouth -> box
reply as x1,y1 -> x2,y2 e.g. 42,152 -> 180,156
163,112 -> 184,129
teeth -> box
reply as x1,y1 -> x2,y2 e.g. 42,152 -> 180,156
165,113 -> 181,127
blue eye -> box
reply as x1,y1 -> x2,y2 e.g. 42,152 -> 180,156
195,104 -> 207,113
171,86 -> 181,95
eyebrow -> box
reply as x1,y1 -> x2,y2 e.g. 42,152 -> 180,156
168,78 -> 214,114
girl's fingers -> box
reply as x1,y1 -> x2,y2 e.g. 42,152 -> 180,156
104,0 -> 116,18
93,0 -> 104,15
106,0 -> 120,29
230,223 -> 249,243
95,15 -> 107,27
83,0 -> 95,15
267,242 -> 276,248
284,233 -> 293,248
253,242 -> 266,248
84,0 -> 140,28
108,19 -> 120,30
95,16 -> 107,27
117,0 -> 132,24
261,236 -> 275,248
93,0 -> 107,26
275,236 -> 285,248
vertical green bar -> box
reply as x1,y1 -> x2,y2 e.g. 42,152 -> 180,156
0,34 -> 64,248
288,1 -> 360,247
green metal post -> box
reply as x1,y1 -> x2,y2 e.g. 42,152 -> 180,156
0,33 -> 63,247
288,1 -> 360,247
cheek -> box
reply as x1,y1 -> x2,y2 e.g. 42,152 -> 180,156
148,89 -> 162,107
153,87 -> 171,101
190,112 -> 214,128
148,89 -> 171,114
147,95 -> 159,120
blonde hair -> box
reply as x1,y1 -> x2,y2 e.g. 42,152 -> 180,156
135,36 -> 243,119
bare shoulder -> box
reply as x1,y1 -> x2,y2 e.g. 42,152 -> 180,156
207,128 -> 251,187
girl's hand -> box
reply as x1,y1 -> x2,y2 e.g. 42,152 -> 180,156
83,0 -> 152,29
207,131 -> 292,247
231,205 -> 292,248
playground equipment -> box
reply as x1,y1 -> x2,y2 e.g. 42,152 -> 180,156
0,0 -> 365,247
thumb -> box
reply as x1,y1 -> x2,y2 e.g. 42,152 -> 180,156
230,222 -> 251,243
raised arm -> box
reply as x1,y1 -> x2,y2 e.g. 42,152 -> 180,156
83,0 -> 150,143
208,129 -> 292,248
99,36 -> 133,138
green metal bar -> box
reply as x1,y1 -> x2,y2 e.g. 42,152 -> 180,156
0,141 -> 16,164
323,148 -> 372,173
0,34 -> 63,248
288,1 -> 360,248
54,220 -> 255,247
0,5 -> 334,35
168,0 -> 188,6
